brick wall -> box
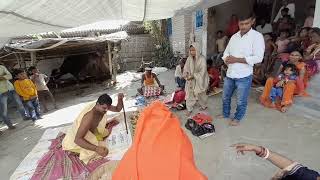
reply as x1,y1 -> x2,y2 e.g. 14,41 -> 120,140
119,34 -> 154,70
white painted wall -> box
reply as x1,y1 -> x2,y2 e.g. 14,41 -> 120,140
13,58 -> 64,76
192,8 -> 208,58
171,15 -> 187,54
171,8 -> 208,57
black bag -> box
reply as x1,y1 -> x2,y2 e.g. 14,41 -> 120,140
185,118 -> 197,131
191,123 -> 215,137
185,119 -> 215,137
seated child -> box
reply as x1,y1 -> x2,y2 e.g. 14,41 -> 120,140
137,66 -> 164,97
270,63 -> 297,108
276,30 -> 290,53
207,59 -> 222,95
174,59 -> 186,89
277,15 -> 294,33
14,69 -> 41,121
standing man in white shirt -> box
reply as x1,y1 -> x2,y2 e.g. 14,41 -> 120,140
222,12 -> 265,126
273,0 -> 295,23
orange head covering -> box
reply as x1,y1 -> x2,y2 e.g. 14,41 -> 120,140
112,101 -> 207,180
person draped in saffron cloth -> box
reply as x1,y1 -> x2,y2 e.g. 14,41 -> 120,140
260,51 -> 308,112
304,27 -> 320,77
221,12 -> 265,126
232,143 -> 320,180
113,101 -> 207,180
183,43 -> 209,116
31,93 -> 123,180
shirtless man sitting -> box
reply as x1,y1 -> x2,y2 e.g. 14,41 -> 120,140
62,93 -> 124,161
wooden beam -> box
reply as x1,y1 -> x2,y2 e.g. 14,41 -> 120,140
30,51 -> 36,66
107,42 -> 113,79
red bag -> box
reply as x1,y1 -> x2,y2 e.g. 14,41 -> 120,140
192,112 -> 213,125
173,90 -> 185,103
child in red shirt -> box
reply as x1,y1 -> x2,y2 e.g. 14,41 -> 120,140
207,59 -> 222,95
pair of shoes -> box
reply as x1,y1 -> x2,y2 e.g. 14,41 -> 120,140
23,117 -> 32,121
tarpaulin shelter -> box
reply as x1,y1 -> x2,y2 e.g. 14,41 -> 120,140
0,0 -> 230,41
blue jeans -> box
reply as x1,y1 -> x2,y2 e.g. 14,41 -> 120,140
222,75 -> 253,121
175,77 -> 186,89
0,90 -> 27,126
24,98 -> 41,120
270,87 -> 283,103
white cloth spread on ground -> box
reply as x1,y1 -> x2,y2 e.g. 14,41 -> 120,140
183,42 -> 209,112
10,113 -> 132,180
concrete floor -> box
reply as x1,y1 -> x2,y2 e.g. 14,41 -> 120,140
1,70 -> 320,180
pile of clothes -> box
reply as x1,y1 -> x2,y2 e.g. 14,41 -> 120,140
185,112 -> 215,139
164,89 -> 187,110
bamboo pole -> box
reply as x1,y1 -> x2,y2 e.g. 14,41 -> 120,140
107,42 -> 113,80
30,51 -> 36,66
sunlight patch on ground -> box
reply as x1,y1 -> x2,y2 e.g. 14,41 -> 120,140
115,71 -> 142,90
34,101 -> 92,129
34,95 -> 139,129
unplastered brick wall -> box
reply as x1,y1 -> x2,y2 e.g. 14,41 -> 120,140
120,34 -> 155,70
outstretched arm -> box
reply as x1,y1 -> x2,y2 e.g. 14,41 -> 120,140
232,143 -> 294,169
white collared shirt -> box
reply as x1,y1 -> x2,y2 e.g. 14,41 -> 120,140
222,29 -> 265,79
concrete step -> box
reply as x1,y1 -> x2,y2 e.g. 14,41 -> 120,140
291,74 -> 320,120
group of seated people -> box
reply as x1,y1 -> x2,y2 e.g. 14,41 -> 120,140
206,1 -> 319,113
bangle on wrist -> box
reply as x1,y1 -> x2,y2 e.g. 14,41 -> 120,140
263,148 -> 270,159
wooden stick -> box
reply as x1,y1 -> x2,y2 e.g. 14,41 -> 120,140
122,100 -> 128,134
